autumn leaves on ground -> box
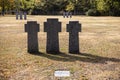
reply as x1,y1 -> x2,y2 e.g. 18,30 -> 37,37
0,16 -> 120,80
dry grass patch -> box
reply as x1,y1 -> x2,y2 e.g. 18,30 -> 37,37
0,16 -> 120,80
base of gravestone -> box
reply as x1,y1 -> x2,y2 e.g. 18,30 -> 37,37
47,51 -> 60,54
69,51 -> 81,54
28,50 -> 39,54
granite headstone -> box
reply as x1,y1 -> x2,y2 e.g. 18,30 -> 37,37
25,21 -> 40,53
67,21 -> 81,53
44,18 -> 61,53
16,12 -> 19,20
20,12 -> 23,20
24,12 -> 27,20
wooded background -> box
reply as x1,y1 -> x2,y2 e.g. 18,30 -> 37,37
0,0 -> 120,16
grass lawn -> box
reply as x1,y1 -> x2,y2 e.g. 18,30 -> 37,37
0,15 -> 120,80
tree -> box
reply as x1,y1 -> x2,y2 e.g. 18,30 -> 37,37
96,0 -> 120,16
66,2 -> 74,11
0,0 -> 119,16
0,0 -> 15,15
0,6 -> 1,12
0,0 -> 8,15
20,0 -> 34,12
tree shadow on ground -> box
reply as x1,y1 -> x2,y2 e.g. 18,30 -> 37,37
29,52 -> 120,64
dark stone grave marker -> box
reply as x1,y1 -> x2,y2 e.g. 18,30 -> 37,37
66,12 -> 69,18
24,12 -> 27,20
63,12 -> 65,18
67,21 -> 81,53
44,18 -> 61,53
69,12 -> 72,18
20,12 -> 23,20
16,12 -> 18,20
25,21 -> 40,53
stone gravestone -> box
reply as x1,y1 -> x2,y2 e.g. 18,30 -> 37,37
24,12 -> 27,20
25,21 -> 40,53
63,11 -> 66,18
67,21 -> 81,53
20,12 -> 23,20
16,12 -> 19,20
66,12 -> 69,18
44,18 -> 61,53
69,12 -> 72,18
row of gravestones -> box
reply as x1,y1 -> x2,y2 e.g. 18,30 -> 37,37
16,12 -> 71,20
25,18 -> 81,54
63,12 -> 72,18
16,12 -> 27,20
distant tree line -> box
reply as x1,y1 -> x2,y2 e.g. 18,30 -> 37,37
0,0 -> 120,16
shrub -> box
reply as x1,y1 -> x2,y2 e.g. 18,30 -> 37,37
83,7 -> 88,12
86,9 -> 101,16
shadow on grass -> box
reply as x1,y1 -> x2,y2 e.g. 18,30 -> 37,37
29,52 -> 120,64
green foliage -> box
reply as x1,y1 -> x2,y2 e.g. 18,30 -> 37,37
18,0 -> 34,11
0,0 -> 119,16
0,0 -> 15,9
96,0 -> 120,16
86,9 -> 101,16
0,7 -> 1,11
66,2 -> 74,11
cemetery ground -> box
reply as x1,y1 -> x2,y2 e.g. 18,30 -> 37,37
0,15 -> 120,80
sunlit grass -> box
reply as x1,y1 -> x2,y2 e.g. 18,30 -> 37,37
0,15 -> 120,80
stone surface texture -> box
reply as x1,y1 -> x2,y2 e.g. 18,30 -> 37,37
67,21 -> 81,53
44,18 -> 61,53
25,21 -> 40,53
